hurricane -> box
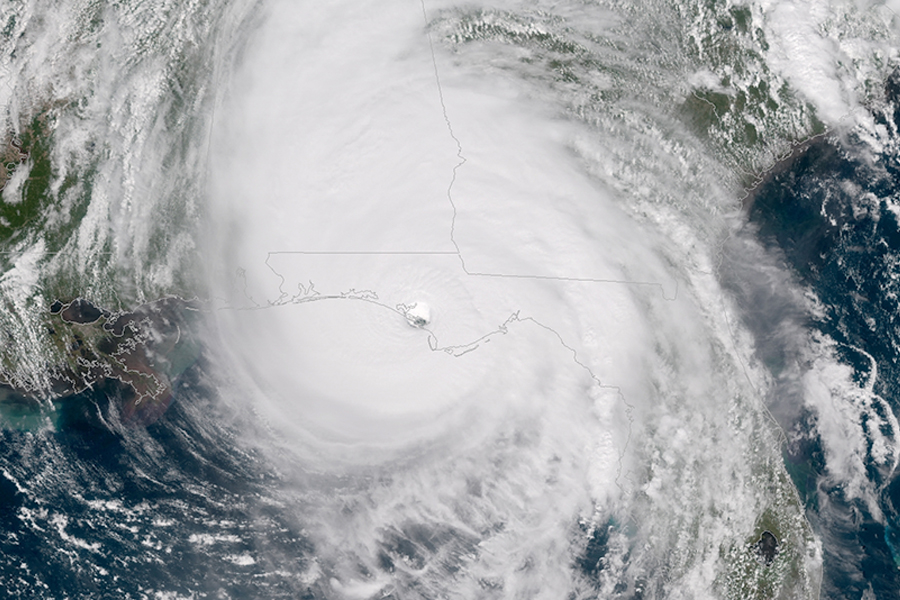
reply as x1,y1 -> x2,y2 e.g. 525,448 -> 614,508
0,0 -> 899,598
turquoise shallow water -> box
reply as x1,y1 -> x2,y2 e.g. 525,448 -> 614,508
0,0 -> 898,597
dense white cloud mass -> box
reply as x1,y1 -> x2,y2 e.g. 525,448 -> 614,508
202,0 -> 836,596
0,0 -> 897,596
207,0 -> 667,459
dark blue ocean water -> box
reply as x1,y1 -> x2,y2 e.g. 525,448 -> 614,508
0,361 -> 318,599
747,93 -> 900,599
8,141 -> 900,598
6,92 -> 900,600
